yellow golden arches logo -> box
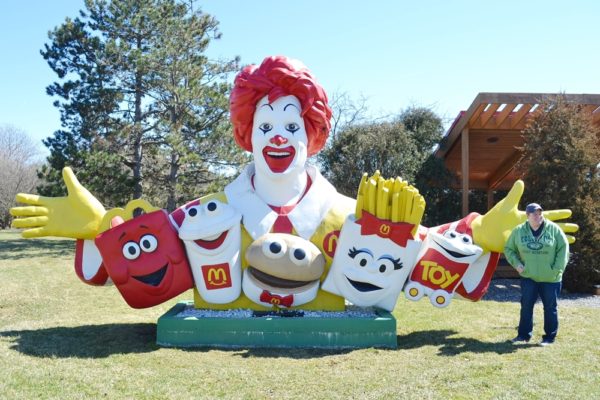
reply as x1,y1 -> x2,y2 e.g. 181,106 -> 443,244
379,224 -> 391,236
207,268 -> 228,286
270,298 -> 281,305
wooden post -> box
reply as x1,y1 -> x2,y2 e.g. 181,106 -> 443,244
461,128 -> 469,216
487,189 -> 494,211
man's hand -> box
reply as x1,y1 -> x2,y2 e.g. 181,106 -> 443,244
10,167 -> 106,239
471,180 -> 578,253
516,265 -> 525,274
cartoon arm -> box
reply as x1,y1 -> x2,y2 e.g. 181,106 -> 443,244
10,167 -> 106,240
470,180 -> 578,253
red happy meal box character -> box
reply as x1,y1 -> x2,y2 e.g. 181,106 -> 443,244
94,209 -> 193,308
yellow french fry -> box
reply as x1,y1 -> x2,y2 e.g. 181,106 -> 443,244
379,187 -> 390,219
357,173 -> 368,197
403,188 -> 416,222
398,187 -> 407,222
356,194 -> 364,219
411,197 -> 426,236
391,193 -> 400,223
367,178 -> 377,215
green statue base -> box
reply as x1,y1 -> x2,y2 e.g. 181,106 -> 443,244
156,301 -> 398,349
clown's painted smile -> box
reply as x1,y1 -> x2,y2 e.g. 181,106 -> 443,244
262,145 -> 296,173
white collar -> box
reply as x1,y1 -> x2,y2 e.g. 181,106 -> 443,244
224,163 -> 339,240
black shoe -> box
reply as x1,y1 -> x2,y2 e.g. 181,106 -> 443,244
511,336 -> 530,344
539,339 -> 554,346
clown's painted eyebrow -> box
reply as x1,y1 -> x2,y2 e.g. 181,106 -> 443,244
119,232 -> 127,241
139,225 -> 150,229
283,103 -> 300,112
260,103 -> 274,110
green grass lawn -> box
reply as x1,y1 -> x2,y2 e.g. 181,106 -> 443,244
1,230 -> 598,399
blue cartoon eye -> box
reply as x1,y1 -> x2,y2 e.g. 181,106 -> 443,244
262,238 -> 286,259
348,247 -> 373,269
187,206 -> 199,217
290,247 -> 309,266
285,123 -> 299,133
377,256 -> 403,274
259,123 -> 272,134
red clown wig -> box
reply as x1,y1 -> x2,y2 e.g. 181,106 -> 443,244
230,56 -> 332,157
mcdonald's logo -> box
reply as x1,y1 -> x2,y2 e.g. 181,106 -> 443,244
201,263 -> 232,290
270,298 -> 281,305
379,224 -> 391,236
322,230 -> 341,258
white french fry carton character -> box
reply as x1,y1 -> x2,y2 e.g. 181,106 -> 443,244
177,199 -> 242,304
404,218 -> 484,308
322,212 -> 421,311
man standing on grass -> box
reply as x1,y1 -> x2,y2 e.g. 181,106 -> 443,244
504,203 -> 570,346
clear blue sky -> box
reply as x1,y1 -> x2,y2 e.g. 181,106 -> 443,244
2,0 -> 600,155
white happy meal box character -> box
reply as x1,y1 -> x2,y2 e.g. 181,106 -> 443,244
404,213 -> 497,308
175,199 -> 242,304
322,172 -> 424,311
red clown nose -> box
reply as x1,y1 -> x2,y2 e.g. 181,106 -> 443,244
269,135 -> 288,146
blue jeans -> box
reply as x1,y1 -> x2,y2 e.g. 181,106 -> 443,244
518,278 -> 562,342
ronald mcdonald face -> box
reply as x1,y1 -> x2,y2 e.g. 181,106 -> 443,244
251,95 -> 309,178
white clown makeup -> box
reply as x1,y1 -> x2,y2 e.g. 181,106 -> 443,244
251,95 -> 308,178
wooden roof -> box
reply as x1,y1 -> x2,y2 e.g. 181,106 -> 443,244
435,93 -> 600,191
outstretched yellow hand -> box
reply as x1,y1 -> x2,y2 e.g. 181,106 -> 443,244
355,171 -> 426,236
10,167 -> 106,239
471,180 -> 578,253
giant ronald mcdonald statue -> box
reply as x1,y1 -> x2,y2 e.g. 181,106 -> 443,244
11,56 -> 578,345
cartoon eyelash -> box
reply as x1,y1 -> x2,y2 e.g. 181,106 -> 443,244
393,258 -> 403,270
348,247 -> 359,259
379,255 -> 403,270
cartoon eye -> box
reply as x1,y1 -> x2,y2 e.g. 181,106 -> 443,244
348,247 -> 373,269
444,230 -> 458,239
205,201 -> 220,215
289,246 -> 309,266
140,234 -> 158,253
461,235 -> 473,245
377,256 -> 403,274
259,123 -> 272,134
285,123 -> 300,133
262,238 -> 286,259
187,206 -> 200,217
122,241 -> 141,260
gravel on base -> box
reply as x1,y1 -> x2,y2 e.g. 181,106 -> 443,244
483,279 -> 600,308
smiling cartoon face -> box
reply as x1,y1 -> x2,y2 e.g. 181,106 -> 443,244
251,95 -> 308,178
243,233 -> 325,308
178,199 -> 243,304
322,216 -> 421,311
94,210 -> 193,309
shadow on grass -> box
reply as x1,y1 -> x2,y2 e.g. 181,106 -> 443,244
0,238 -> 75,260
0,323 -> 158,358
396,329 -> 536,355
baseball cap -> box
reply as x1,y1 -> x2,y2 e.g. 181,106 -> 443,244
525,203 -> 543,214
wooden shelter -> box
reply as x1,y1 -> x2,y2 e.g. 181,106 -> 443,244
435,92 -> 600,215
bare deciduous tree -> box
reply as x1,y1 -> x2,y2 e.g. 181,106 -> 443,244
0,125 -> 41,229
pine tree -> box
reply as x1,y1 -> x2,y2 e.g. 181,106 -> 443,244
39,0 -> 247,209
